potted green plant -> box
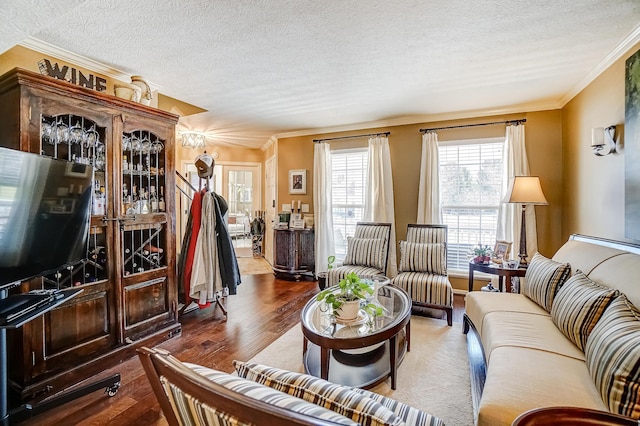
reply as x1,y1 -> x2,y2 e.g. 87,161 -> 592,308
316,272 -> 383,321
316,255 -> 335,291
471,244 -> 493,264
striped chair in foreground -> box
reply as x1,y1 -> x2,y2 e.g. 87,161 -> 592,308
327,222 -> 392,288
392,224 -> 453,326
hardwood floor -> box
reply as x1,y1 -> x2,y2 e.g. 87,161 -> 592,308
18,274 -> 465,425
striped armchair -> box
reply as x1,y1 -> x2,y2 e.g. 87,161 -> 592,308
392,224 -> 453,326
326,222 -> 392,288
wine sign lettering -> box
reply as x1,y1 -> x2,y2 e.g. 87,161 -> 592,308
37,59 -> 107,92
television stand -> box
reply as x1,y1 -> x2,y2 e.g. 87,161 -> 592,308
7,373 -> 120,424
0,287 -> 120,426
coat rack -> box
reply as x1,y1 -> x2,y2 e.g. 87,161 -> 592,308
180,151 -> 228,318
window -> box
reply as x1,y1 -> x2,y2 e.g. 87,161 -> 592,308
439,138 -> 504,271
331,149 -> 368,262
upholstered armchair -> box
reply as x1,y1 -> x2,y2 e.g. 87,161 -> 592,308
392,224 -> 453,326
326,222 -> 392,288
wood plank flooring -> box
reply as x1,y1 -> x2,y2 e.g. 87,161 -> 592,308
17,274 -> 465,425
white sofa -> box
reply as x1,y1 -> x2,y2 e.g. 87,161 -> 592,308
463,234 -> 640,425
227,213 -> 250,238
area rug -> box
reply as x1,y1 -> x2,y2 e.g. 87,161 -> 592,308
237,257 -> 273,275
247,316 -> 474,426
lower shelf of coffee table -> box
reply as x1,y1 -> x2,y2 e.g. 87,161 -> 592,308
303,330 -> 407,389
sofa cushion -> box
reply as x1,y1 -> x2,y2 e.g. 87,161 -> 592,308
522,252 -> 571,312
550,270 -> 618,351
344,237 -> 387,270
180,363 -> 357,425
233,361 -> 407,426
398,241 -> 446,274
393,272 -> 452,307
585,296 -> 640,419
465,292 -> 548,339
480,310 -> 586,363
477,346 -> 608,426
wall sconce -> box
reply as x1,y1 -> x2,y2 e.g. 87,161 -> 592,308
181,132 -> 206,149
591,126 -> 616,156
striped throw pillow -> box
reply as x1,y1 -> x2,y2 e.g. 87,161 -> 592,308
585,296 -> 640,419
160,362 -> 357,426
399,241 -> 446,275
344,237 -> 387,271
168,363 -> 356,425
233,361 -> 406,426
522,252 -> 571,312
550,270 -> 618,351
351,387 -> 445,426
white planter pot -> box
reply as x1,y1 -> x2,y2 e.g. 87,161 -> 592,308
336,299 -> 360,321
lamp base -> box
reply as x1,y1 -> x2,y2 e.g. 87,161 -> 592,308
517,256 -> 529,268
518,205 -> 529,268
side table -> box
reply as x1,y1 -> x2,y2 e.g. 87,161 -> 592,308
468,262 -> 527,293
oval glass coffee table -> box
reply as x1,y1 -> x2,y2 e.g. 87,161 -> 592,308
300,283 -> 411,390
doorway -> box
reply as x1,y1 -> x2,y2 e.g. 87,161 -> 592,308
182,161 -> 261,258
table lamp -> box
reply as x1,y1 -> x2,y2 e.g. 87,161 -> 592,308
503,176 -> 548,266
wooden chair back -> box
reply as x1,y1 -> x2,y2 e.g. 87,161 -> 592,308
137,347 -> 346,426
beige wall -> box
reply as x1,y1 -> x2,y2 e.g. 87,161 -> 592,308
277,111 -> 564,290
176,144 -> 264,175
561,42 -> 640,244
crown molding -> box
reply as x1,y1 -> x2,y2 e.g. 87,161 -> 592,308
272,100 -> 563,140
19,37 -> 161,91
261,135 -> 277,151
559,23 -> 640,107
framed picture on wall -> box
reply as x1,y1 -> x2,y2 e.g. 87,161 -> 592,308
289,169 -> 306,194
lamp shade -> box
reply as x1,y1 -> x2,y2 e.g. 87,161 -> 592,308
503,176 -> 548,205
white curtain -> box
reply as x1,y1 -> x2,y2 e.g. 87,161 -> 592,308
496,124 -> 538,260
417,131 -> 442,224
363,136 -> 397,277
313,142 -> 335,274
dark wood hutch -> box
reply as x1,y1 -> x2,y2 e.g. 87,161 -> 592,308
0,68 -> 181,403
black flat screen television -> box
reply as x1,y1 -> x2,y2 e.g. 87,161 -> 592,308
0,147 -> 93,288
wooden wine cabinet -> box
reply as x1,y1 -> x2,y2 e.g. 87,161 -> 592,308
0,68 -> 181,403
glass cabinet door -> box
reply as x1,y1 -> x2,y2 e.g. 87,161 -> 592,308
119,129 -> 167,278
121,130 -> 166,217
39,113 -> 111,288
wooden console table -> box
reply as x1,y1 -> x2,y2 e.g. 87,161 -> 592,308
468,262 -> 527,293
273,228 -> 315,279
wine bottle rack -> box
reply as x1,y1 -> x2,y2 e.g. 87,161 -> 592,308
42,225 -> 109,288
122,223 -> 166,276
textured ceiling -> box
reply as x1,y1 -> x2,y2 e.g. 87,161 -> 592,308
2,0 -> 640,149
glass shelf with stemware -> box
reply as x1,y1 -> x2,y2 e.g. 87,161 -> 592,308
40,114 -> 107,218
121,130 -> 165,216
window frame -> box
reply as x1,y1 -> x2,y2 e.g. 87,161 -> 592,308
330,147 -> 368,263
438,137 -> 505,273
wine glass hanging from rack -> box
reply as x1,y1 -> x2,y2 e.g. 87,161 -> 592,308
40,114 -> 105,171
121,130 -> 165,216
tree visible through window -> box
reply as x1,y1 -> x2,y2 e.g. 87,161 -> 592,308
331,149 -> 368,263
439,138 -> 504,271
